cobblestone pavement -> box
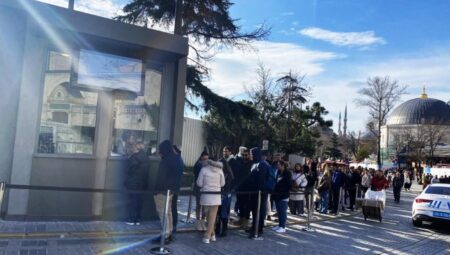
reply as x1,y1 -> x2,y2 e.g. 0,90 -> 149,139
1,183 -> 449,255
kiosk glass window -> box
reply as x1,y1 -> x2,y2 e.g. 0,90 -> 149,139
37,51 -> 98,154
110,67 -> 162,157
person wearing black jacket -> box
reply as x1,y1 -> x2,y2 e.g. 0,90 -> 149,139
392,171 -> 404,203
346,168 -> 361,211
247,147 -> 269,239
304,159 -> 317,211
153,140 -> 184,244
272,161 -> 292,233
235,149 -> 253,229
124,142 -> 150,225
216,159 -> 234,237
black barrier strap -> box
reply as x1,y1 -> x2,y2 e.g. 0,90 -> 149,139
4,183 -> 312,196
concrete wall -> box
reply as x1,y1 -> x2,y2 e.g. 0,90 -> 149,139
181,118 -> 207,166
0,6 -> 26,183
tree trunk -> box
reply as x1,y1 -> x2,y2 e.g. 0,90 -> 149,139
174,0 -> 183,35
377,103 -> 382,170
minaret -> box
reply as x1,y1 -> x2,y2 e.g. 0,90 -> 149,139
343,105 -> 347,138
338,112 -> 342,136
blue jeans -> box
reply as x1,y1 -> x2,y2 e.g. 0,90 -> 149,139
320,191 -> 329,213
275,200 -> 288,228
128,193 -> 144,223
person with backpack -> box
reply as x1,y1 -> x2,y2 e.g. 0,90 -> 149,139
289,163 -> 308,216
247,147 -> 270,239
272,161 -> 292,233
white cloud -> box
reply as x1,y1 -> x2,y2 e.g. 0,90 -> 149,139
280,12 -> 294,16
314,52 -> 450,134
299,27 -> 386,47
204,41 -> 344,97
37,0 -> 123,17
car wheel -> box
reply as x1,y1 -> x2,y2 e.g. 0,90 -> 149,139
412,219 -> 422,227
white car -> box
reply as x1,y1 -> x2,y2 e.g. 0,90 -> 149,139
412,183 -> 450,227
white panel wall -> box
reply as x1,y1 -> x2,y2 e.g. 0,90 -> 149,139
181,118 -> 206,166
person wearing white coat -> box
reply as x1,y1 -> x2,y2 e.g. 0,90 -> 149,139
197,159 -> 225,244
289,163 -> 308,216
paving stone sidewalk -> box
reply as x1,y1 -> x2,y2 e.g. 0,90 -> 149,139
0,193 -> 358,238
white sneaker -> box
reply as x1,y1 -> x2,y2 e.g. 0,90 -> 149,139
135,222 -> 141,226
202,238 -> 210,244
271,226 -> 280,231
210,235 -> 216,242
275,227 -> 286,233
125,222 -> 135,226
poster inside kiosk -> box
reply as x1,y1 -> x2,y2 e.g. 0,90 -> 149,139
76,50 -> 144,94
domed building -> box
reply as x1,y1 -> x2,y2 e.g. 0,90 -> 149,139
380,87 -> 450,166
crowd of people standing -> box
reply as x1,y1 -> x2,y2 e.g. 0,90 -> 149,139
124,140 -> 450,246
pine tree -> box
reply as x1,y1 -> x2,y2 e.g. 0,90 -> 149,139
116,0 -> 270,117
325,133 -> 343,160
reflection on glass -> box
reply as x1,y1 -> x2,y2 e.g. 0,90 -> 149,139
111,68 -> 162,156
48,51 -> 71,71
77,50 -> 143,93
38,51 -> 97,154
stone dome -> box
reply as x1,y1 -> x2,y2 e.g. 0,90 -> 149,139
387,94 -> 450,125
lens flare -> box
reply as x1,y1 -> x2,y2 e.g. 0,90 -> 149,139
97,237 -> 153,255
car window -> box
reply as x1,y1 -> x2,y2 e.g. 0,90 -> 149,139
425,186 -> 450,195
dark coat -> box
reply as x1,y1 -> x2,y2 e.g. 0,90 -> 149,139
125,149 -> 150,190
248,147 -> 269,192
272,170 -> 292,201
318,174 -> 331,193
392,176 -> 404,190
220,159 -> 234,193
155,140 -> 184,193
236,159 -> 253,191
331,170 -> 345,189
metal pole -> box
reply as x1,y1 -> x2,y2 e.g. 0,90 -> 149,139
0,182 -> 6,216
150,190 -> 171,255
68,0 -> 75,10
252,190 -> 263,240
181,182 -> 194,223
303,191 -> 314,232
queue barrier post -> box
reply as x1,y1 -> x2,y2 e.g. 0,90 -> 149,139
302,191 -> 314,232
252,190 -> 263,240
181,182 -> 195,224
150,189 -> 172,255
0,182 -> 6,215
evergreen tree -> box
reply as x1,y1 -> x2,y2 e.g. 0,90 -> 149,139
325,133 -> 343,160
116,0 -> 270,117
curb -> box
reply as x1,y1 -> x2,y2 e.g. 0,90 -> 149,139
0,210 -> 360,239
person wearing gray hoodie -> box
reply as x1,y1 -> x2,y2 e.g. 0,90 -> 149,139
197,159 -> 225,244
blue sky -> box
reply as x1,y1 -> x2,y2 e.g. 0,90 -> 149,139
39,0 -> 450,134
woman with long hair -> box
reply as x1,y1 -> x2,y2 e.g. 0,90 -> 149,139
318,166 -> 331,214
